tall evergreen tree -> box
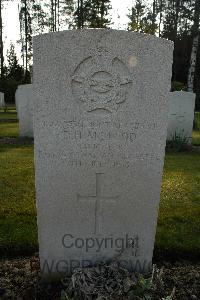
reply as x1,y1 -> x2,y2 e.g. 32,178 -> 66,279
45,0 -> 75,30
127,0 -> 157,34
32,2 -> 48,34
87,0 -> 111,28
58,0 -> 75,29
19,0 -> 33,80
127,0 -> 146,32
0,0 -> 3,78
74,0 -> 111,28
7,43 -> 24,82
19,0 -> 49,81
0,0 -> 11,78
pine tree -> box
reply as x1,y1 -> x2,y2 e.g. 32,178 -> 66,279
127,0 -> 157,34
0,0 -> 11,78
88,0 -> 111,28
0,0 -> 3,78
127,0 -> 146,32
19,0 -> 33,80
19,0 -> 49,81
57,0 -> 75,29
74,0 -> 111,29
32,2 -> 48,34
7,43 -> 24,82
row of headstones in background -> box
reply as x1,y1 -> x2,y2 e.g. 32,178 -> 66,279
0,92 -> 5,107
15,87 -> 195,144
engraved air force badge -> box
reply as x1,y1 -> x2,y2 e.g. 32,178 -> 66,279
72,53 -> 132,113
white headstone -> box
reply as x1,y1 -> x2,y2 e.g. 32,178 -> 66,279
15,84 -> 34,137
167,91 -> 195,143
33,30 -> 173,277
0,92 -> 5,107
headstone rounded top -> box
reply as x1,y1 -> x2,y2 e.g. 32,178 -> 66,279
34,28 -> 174,48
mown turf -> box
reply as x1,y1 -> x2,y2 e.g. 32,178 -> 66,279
0,144 -> 200,259
193,112 -> 200,145
195,112 -> 200,128
0,109 -> 199,258
156,152 -> 200,259
192,130 -> 200,145
0,106 -> 16,113
0,122 -> 19,137
0,112 -> 17,120
0,144 -> 37,256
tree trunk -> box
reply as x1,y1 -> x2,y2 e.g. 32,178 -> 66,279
51,0 -> 54,31
24,0 -> 28,74
188,34 -> 199,91
172,0 -> 181,80
174,0 -> 181,40
0,0 -> 4,78
80,0 -> 83,28
158,0 -> 163,37
187,0 -> 200,92
54,0 -> 57,31
194,32 -> 200,109
57,0 -> 60,30
152,0 -> 156,30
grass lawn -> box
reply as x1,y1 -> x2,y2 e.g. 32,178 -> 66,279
0,112 -> 17,120
193,112 -> 200,145
192,130 -> 200,145
0,122 -> 19,138
0,143 -> 200,259
0,144 -> 37,256
0,108 -> 18,138
156,152 -> 200,259
0,109 -> 199,258
0,106 -> 16,113
195,112 -> 200,128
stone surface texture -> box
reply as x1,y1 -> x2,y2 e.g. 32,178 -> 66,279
167,91 -> 195,143
33,29 -> 173,276
15,84 -> 34,137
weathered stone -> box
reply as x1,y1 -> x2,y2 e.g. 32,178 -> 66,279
33,29 -> 173,277
15,84 -> 34,137
167,91 -> 195,143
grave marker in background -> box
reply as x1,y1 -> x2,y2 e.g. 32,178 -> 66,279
0,92 -> 5,108
15,84 -> 34,137
167,91 -> 195,143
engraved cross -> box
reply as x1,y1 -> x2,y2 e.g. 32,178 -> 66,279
77,173 -> 119,234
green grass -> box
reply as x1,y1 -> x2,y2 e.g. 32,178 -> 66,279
0,144 -> 37,255
0,144 -> 200,259
0,105 -> 16,113
192,130 -> 200,145
195,112 -> 200,129
0,109 -> 199,258
193,112 -> 200,145
156,152 -> 200,258
0,122 -> 19,137
0,112 -> 17,120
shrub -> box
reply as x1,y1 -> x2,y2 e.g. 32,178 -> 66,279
171,81 -> 186,91
166,132 -> 189,152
